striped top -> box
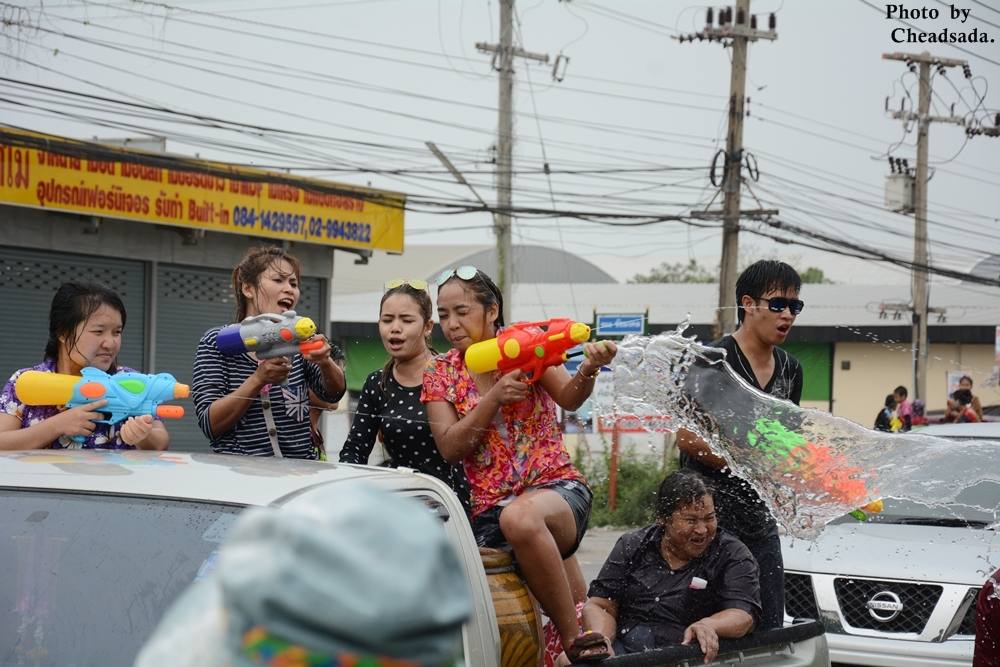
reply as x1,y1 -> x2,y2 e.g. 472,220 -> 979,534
192,327 -> 343,458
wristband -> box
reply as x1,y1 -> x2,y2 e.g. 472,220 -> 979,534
579,365 -> 601,380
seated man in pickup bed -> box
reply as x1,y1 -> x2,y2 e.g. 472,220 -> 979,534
558,470 -> 761,664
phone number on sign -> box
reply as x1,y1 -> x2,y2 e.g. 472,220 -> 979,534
232,206 -> 371,242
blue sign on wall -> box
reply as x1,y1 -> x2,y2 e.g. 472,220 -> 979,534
595,313 -> 645,336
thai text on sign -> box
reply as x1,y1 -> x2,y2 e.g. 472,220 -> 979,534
0,127 -> 405,252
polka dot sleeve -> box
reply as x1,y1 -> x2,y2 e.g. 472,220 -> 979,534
338,371 -> 385,465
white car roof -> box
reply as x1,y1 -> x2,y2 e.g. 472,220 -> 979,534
917,422 -> 1000,438
0,450 -> 427,506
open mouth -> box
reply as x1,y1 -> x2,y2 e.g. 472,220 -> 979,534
277,298 -> 294,310
387,338 -> 405,349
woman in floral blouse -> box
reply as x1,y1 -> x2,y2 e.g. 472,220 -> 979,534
422,266 -> 616,657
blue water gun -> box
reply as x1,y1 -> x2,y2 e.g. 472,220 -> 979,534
15,367 -> 189,442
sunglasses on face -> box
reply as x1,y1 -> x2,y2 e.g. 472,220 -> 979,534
435,265 -> 479,287
384,278 -> 428,292
755,296 -> 805,315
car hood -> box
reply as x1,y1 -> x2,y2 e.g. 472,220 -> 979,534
781,522 -> 1000,585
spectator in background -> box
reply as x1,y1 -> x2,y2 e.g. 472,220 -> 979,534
874,394 -> 896,432
946,389 -> 980,424
911,399 -> 928,427
974,567 -> 1000,667
960,375 -> 984,421
135,483 -> 471,667
893,386 -> 913,432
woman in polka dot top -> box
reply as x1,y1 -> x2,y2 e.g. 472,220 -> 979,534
339,280 -> 470,514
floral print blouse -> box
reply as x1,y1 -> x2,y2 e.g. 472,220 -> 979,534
421,348 -> 585,517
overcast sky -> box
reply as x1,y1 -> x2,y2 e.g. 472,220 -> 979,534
4,0 -> 998,286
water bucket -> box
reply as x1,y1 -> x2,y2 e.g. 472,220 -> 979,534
480,547 -> 543,667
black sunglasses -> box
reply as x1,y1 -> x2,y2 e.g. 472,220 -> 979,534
755,296 -> 805,315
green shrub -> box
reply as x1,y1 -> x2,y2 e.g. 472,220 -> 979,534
576,444 -> 676,528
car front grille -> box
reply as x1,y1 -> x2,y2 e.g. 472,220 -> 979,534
785,573 -> 819,620
956,587 -> 980,636
834,578 -> 942,633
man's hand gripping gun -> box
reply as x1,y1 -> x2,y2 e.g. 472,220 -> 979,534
465,318 -> 592,383
15,367 -> 189,442
216,310 -> 324,359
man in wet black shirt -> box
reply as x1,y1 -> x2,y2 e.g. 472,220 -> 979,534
556,471 -> 760,663
678,260 -> 804,631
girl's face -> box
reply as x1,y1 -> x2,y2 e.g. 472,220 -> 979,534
243,259 -> 300,316
436,282 -> 498,353
64,304 -> 123,372
379,293 -> 433,362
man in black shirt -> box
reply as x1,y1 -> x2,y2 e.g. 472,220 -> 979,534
557,471 -> 760,663
678,260 -> 804,631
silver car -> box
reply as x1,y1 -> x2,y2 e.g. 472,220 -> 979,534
781,422 -> 1000,666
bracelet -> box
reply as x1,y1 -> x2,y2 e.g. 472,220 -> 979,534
579,365 -> 601,380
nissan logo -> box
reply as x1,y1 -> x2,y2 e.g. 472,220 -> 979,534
867,591 -> 904,622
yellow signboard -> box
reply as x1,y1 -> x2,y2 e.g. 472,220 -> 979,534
0,127 -> 405,252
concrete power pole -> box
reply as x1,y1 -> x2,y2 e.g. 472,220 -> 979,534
882,51 -> 967,401
676,2 -> 776,336
476,1 -> 548,317
717,0 -> 750,337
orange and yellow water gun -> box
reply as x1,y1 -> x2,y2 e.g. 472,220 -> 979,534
465,318 -> 592,383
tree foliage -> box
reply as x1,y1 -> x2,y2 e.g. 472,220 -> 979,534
628,258 -> 715,284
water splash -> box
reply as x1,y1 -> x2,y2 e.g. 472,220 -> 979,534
600,324 -> 1000,538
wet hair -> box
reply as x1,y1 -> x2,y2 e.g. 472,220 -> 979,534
894,386 -> 908,399
952,388 -> 973,406
379,284 -> 436,392
959,375 -> 973,387
884,394 -> 896,409
232,246 -> 302,321
44,281 -> 127,371
735,260 -> 802,324
656,470 -> 713,520
437,268 -> 505,330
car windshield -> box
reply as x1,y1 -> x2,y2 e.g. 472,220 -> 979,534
830,479 -> 1000,528
0,489 -> 242,666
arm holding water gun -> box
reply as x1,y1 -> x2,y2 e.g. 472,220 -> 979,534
0,281 -> 175,451
191,248 -> 345,458
463,318 -> 617,411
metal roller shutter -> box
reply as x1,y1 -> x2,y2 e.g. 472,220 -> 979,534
153,263 -> 325,453
0,246 -> 146,381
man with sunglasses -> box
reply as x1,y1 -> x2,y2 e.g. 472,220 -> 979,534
678,260 -> 804,632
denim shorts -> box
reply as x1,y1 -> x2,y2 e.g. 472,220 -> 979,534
472,478 -> 593,558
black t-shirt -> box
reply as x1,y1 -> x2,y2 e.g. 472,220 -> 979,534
682,335 -> 803,541
588,524 -> 761,653
340,369 -> 471,514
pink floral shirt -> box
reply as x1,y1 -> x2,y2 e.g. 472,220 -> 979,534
421,348 -> 585,517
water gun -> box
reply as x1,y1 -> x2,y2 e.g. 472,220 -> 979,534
15,367 -> 189,442
216,310 -> 324,359
747,417 -> 870,506
849,499 -> 885,521
465,318 -> 592,383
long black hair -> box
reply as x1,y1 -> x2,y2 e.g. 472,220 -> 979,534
44,281 -> 127,371
379,283 -> 436,392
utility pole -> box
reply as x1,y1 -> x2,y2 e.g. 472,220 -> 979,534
476,1 -> 549,317
676,2 -> 776,336
882,51 -> 966,401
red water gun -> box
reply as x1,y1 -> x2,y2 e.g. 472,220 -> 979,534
464,318 -> 592,383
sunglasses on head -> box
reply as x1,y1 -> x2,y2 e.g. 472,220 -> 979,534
755,296 -> 805,315
435,265 -> 479,287
384,278 -> 428,292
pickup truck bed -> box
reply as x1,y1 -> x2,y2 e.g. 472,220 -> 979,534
576,621 -> 829,667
